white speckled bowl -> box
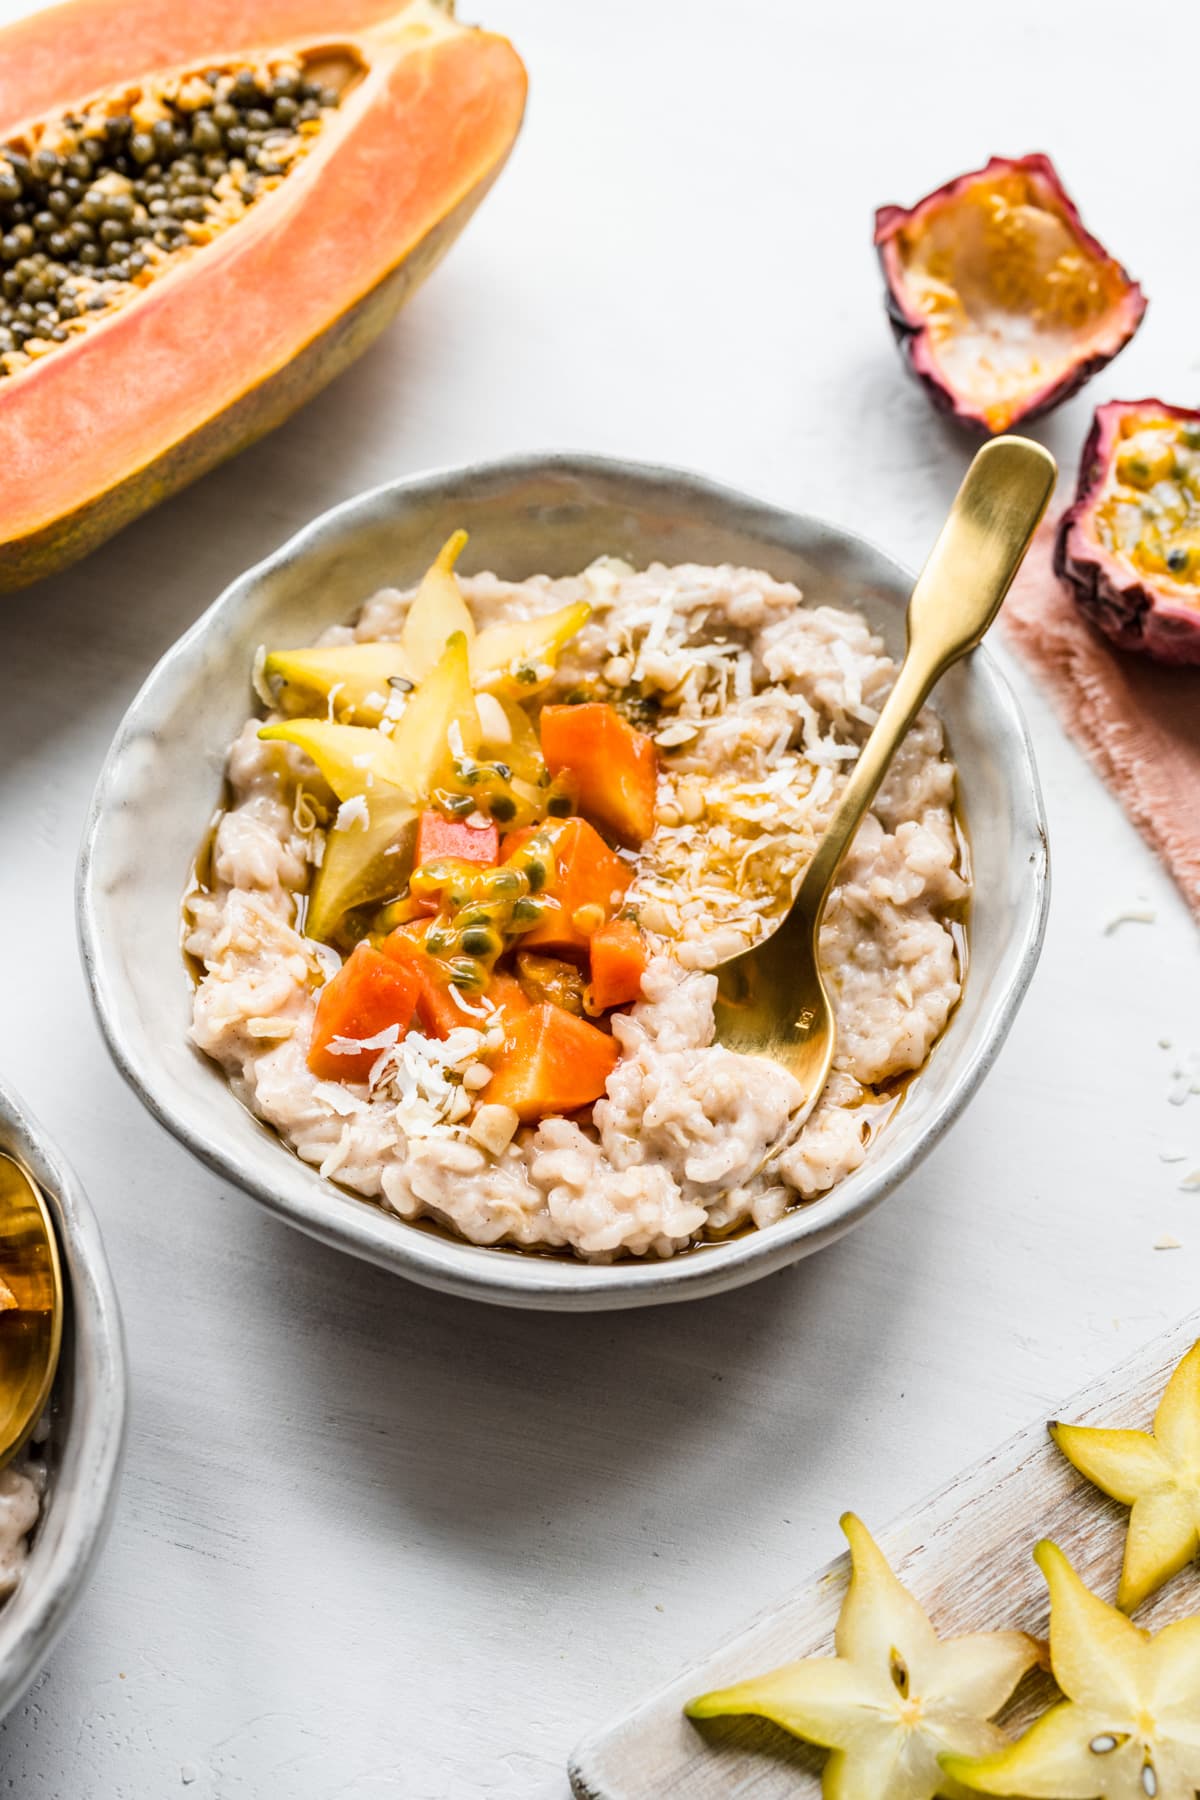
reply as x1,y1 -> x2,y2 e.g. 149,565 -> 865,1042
0,1079 -> 126,1715
78,455 -> 1049,1311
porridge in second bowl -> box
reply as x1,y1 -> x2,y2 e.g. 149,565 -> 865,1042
183,536 -> 968,1261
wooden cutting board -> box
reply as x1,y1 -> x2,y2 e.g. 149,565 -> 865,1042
569,1312 -> 1200,1799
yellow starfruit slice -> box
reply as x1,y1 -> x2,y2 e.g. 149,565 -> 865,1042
401,529 -> 476,680
260,641 -> 408,725
475,692 -> 546,787
470,599 -> 591,698
1050,1337 -> 1200,1611
943,1540 -> 1200,1800
304,798 -> 419,945
257,719 -> 415,803
686,1513 -> 1040,1800
258,550 -> 589,723
259,635 -> 481,941
395,630 -> 481,791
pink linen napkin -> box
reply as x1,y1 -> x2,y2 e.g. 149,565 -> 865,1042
1002,510 -> 1200,921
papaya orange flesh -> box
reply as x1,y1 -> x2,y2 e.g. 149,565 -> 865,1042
379,923 -> 469,1039
483,1004 -> 618,1123
539,704 -> 659,847
415,812 -> 500,870
307,941 -> 419,1080
504,816 -> 633,959
482,971 -> 530,1038
586,919 -> 648,1012
0,2 -> 525,590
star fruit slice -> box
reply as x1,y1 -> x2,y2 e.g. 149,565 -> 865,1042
260,634 -> 481,942
469,599 -> 592,699
261,639 -> 410,727
398,526 -> 592,697
943,1540 -> 1200,1800
1050,1338 -> 1200,1611
686,1513 -> 1041,1800
260,530 -> 472,724
401,528 -> 476,679
261,529 -> 591,724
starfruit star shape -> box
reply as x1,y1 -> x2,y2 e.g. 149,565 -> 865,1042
685,1513 -> 1041,1800
1051,1338 -> 1200,1611
944,1540 -> 1200,1800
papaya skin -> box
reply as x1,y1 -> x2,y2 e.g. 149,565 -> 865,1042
0,8 -> 526,591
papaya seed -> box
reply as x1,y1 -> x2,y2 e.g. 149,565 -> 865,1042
0,54 -> 343,379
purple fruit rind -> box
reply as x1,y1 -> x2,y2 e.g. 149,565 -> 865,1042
875,154 -> 1147,435
1055,399 -> 1200,666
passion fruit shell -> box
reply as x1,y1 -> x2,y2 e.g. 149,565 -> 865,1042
1054,399 -> 1200,665
874,154 -> 1146,434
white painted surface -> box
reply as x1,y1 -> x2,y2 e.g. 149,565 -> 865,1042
0,0 -> 1197,1793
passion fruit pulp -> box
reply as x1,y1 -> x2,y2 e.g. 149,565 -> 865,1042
875,154 -> 1146,434
1055,399 -> 1200,665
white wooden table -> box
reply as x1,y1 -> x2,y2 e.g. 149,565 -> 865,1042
0,1 -> 1197,1793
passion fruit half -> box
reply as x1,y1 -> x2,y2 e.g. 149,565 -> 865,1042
875,154 -> 1146,434
1055,400 -> 1200,664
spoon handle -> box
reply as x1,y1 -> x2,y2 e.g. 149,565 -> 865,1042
795,436 -> 1056,915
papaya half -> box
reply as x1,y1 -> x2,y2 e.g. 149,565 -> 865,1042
0,0 -> 525,590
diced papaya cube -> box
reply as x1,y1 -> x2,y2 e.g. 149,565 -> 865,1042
415,810 -> 499,871
380,927 -> 468,1040
499,824 -> 538,860
483,971 -> 532,1038
512,817 -> 633,959
538,703 -> 658,846
411,810 -> 500,913
307,944 -> 420,1082
586,919 -> 648,1012
483,1004 -> 618,1123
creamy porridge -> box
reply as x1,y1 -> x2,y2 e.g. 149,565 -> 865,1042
0,1427 -> 47,1600
184,540 -> 967,1261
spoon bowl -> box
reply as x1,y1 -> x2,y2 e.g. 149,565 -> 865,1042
0,1155 -> 63,1470
714,437 -> 1057,1138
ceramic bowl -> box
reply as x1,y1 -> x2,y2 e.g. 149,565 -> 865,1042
0,1079 -> 126,1715
78,454 -> 1049,1311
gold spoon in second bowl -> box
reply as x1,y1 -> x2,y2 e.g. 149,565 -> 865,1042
0,1154 -> 63,1469
713,435 -> 1056,1141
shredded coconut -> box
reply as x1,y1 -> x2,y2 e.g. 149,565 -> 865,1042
334,795 -> 369,832
188,558 -> 968,1260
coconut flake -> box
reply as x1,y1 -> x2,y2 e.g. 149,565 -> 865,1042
319,1124 -> 354,1181
334,795 -> 369,833
314,1081 -> 363,1117
655,721 -> 700,748
325,1024 -> 401,1057
251,644 -> 274,707
447,985 -> 490,1019
1168,1052 -> 1200,1106
1103,905 -> 1157,934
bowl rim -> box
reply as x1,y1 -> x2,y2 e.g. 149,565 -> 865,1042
77,450 -> 1050,1311
0,1078 -> 127,1714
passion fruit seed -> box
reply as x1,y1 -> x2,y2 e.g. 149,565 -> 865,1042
0,60 -> 342,379
1096,417 -> 1200,590
404,831 -> 560,994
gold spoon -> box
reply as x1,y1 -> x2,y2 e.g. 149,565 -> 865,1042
0,1154 -> 63,1469
713,435 -> 1056,1143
